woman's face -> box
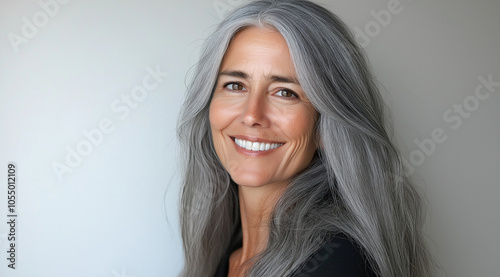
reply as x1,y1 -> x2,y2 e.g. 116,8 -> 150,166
209,27 -> 318,189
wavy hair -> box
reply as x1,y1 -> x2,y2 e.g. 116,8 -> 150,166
177,0 -> 433,276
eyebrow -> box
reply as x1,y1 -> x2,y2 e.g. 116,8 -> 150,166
218,70 -> 300,85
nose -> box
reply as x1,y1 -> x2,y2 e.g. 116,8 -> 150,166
241,92 -> 270,128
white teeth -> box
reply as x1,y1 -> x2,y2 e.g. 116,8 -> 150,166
252,142 -> 259,151
234,138 -> 282,152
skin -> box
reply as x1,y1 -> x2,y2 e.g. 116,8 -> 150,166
209,26 -> 318,277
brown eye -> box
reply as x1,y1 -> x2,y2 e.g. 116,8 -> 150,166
275,89 -> 297,98
226,83 -> 246,91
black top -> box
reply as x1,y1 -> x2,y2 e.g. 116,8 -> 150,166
213,234 -> 378,277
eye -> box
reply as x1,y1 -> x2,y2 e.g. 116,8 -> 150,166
224,82 -> 246,91
274,89 -> 298,99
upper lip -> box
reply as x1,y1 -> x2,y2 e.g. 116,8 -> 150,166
230,135 -> 285,144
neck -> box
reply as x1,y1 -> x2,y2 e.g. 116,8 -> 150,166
235,183 -> 287,264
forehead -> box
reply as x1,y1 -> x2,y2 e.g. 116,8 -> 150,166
229,26 -> 288,51
220,26 -> 296,76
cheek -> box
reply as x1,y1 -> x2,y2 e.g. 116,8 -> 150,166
281,107 -> 318,145
209,98 -> 237,130
209,100 -> 236,163
209,101 -> 225,132
209,104 -> 227,168
279,108 -> 318,171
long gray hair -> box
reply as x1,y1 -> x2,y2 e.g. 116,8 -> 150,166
177,0 -> 433,276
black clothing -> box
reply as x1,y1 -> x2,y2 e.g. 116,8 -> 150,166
213,234 -> 377,277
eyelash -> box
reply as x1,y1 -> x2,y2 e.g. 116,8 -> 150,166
222,82 -> 299,99
223,82 -> 246,91
274,89 -> 298,99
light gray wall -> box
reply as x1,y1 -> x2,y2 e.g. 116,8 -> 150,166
0,0 -> 498,276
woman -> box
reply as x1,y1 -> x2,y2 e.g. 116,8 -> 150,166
177,0 -> 433,276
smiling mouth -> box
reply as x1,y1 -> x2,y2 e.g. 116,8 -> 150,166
232,137 -> 284,152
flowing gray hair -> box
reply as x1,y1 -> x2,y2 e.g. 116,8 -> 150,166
177,0 -> 433,276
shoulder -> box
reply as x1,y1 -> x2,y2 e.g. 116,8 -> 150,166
292,234 -> 378,277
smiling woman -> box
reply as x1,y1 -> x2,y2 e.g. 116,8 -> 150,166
177,0 -> 434,276
210,27 -> 318,190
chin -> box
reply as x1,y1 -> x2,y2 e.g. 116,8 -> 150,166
231,173 -> 290,190
232,178 -> 267,188
230,174 -> 273,188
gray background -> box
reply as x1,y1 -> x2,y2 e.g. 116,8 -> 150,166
0,0 -> 498,276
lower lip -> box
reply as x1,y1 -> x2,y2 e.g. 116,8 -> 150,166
231,138 -> 283,157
